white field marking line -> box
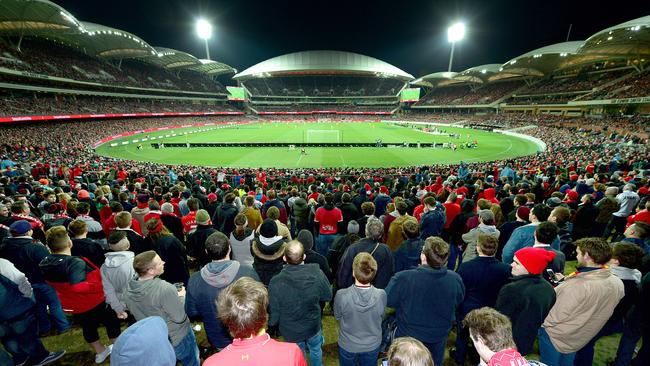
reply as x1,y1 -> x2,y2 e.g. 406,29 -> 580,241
462,138 -> 514,163
297,154 -> 304,167
340,152 -> 346,167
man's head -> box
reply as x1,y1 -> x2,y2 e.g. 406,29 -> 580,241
511,247 -> 556,276
205,232 -> 231,261
365,219 -> 384,241
76,202 -> 91,215
11,200 -> 29,215
217,277 -> 269,339
187,198 -> 199,212
576,237 -> 612,267
352,252 -> 377,285
462,307 -> 517,363
534,221 -> 559,245
9,220 -> 32,237
476,234 -> 498,257
67,219 -> 88,238
283,240 -> 305,265
478,209 -> 495,226
549,206 -> 570,226
115,211 -> 132,229
395,201 -> 408,216
45,226 -> 72,254
107,230 -> 130,252
266,206 -> 280,221
610,242 -> 644,270
386,337 -> 434,366
421,237 -> 449,268
133,250 -> 164,278
625,222 -> 649,239
402,218 -> 420,240
361,202 -> 375,216
530,204 -> 552,223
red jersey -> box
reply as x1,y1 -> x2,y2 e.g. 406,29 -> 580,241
314,206 -> 343,234
203,333 -> 306,366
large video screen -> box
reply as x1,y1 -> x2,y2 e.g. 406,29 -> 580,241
227,86 -> 246,101
400,88 -> 420,102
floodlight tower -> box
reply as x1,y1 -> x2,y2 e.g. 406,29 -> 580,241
447,22 -> 465,72
196,19 -> 212,60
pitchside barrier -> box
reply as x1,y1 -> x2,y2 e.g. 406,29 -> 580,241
151,142 -> 445,148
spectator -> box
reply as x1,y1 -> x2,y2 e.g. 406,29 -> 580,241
296,229 -> 333,283
385,337 -> 434,366
185,231 -> 259,350
502,204 -> 560,264
101,231 -> 135,322
110,316 -> 176,366
533,222 -> 566,283
114,211 -> 151,255
356,201 -> 376,239
131,194 -> 151,236
160,202 -> 184,243
68,219 -> 106,268
251,219 -> 286,286
213,193 -> 238,237
185,209 -> 216,267
145,218 -> 189,286
229,213 -> 255,266
314,192 -> 343,257
328,220 -> 361,278
606,184 -> 640,241
462,209 -> 500,263
497,206 -> 529,260
394,218 -> 425,272
203,277 -> 306,366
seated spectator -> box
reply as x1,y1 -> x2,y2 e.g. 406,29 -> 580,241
110,316 -> 176,366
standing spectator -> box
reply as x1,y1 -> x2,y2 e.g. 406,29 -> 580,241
241,195 -> 263,231
114,212 -> 151,256
202,277 -> 306,366
337,219 -> 394,290
419,196 -> 446,240
131,194 -> 151,236
497,206 -> 529,260
68,219 -> 106,268
502,204 -> 559,264
262,206 -> 291,240
356,202 -> 376,239
40,226 -> 120,364
251,219 -> 287,286
533,222 -> 566,282
572,195 -> 599,241
110,316 -> 176,366
261,190 -> 288,225
185,232 -> 259,350
0,258 -> 65,366
314,192 -> 343,257
185,209 -> 216,267
268,241 -> 331,366
0,220 -> 70,335
385,237 -> 465,366
146,218 -> 189,286
181,198 -> 200,235
160,202 -> 184,243
385,201 -> 413,251
539,238 -> 624,366
606,184 -> 641,241
373,186 -> 392,217
452,234 -> 511,365
385,337 -> 434,366
462,209 -> 500,263
213,193 -> 238,237
297,229 -> 333,283
75,202 -> 107,248
229,213 -> 255,266
394,219 -> 424,272
495,247 -> 557,355
338,193 -> 360,235
334,253 -> 386,366
594,186 -> 620,236
101,231 -> 135,322
124,251 -> 200,366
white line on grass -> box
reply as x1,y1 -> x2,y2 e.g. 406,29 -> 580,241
296,154 -> 304,167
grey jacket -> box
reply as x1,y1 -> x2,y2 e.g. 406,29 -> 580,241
100,251 -> 135,314
334,284 -> 387,353
124,277 -> 190,346
462,224 -> 500,262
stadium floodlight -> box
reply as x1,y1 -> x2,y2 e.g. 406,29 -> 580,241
196,19 -> 212,60
447,22 -> 465,72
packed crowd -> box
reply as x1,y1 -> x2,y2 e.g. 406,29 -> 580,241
417,80 -> 524,106
0,93 -> 238,117
244,76 -> 405,97
0,39 -> 226,94
252,103 -> 397,113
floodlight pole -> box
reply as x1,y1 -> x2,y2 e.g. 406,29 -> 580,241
447,41 -> 456,73
204,39 -> 211,60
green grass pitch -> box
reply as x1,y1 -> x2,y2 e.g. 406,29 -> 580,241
95,121 -> 540,168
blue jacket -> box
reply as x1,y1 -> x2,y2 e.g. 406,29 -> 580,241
394,238 -> 424,273
185,261 -> 259,348
502,223 -> 560,264
456,256 -> 511,317
374,194 -> 392,217
0,273 -> 35,322
386,265 -> 465,342
419,205 -> 446,240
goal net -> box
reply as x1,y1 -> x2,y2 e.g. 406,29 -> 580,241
305,129 -> 341,143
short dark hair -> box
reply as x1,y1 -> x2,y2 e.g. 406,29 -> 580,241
422,237 -> 449,268
535,222 -> 559,245
205,232 -> 230,260
67,219 -> 87,237
76,202 -> 90,215
217,277 -> 268,339
45,226 -> 70,253
352,252 -> 377,284
576,237 -> 612,265
514,194 -> 527,206
324,192 -> 333,204
361,202 -> 375,215
463,307 -> 516,353
187,198 -> 199,211
531,204 -> 552,222
612,242 -> 644,269
133,250 -> 158,276
402,218 -> 419,239
551,206 -> 571,225
632,222 -> 649,239
395,201 -> 408,215
477,234 -> 498,256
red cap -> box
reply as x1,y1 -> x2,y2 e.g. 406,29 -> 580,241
77,190 -> 90,200
516,206 -> 531,220
207,193 -> 217,202
515,247 -> 556,275
380,186 -> 389,194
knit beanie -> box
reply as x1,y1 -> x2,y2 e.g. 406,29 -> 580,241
195,210 -> 211,225
297,229 -> 314,250
515,247 -> 556,275
259,219 -> 278,238
516,206 -> 531,220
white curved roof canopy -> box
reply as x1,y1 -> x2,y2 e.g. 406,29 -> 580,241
501,41 -> 584,76
234,50 -> 414,81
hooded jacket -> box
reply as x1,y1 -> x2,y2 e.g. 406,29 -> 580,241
124,277 -> 190,347
39,254 -> 105,314
229,228 -> 255,266
110,316 -> 176,366
462,224 -> 500,262
0,236 -> 49,284
334,285 -> 387,353
251,236 -> 286,286
292,197 -> 310,231
185,261 -> 259,348
100,251 -> 135,314
186,224 -> 217,267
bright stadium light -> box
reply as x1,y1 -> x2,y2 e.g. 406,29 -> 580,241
196,19 -> 212,60
447,22 -> 466,72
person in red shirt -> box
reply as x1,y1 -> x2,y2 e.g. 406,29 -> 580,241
203,277 -> 306,366
627,200 -> 650,227
102,202 -> 142,236
314,192 -> 343,257
181,198 -> 199,235
443,192 -> 461,231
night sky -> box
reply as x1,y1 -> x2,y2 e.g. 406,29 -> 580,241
54,0 -> 650,80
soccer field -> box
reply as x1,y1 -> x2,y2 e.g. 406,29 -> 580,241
95,121 -> 541,168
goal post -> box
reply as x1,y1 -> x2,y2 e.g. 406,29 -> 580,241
305,129 -> 341,143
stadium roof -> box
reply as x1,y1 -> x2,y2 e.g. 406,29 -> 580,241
187,59 -> 236,76
409,71 -> 457,88
0,0 -> 82,33
500,41 -> 584,76
145,47 -> 201,68
454,64 -> 503,83
234,50 -> 414,81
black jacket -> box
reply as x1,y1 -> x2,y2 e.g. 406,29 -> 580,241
337,202 -> 360,234
186,225 -> 218,267
160,214 -> 184,244
71,238 -> 106,268
337,238 -> 394,290
305,249 -> 333,284
495,274 -> 556,355
251,237 -> 286,286
154,234 -> 189,286
115,228 -> 152,256
0,236 -> 49,284
213,203 -> 238,237
456,256 -> 511,317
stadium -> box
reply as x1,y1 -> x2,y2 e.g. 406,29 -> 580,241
0,0 -> 649,365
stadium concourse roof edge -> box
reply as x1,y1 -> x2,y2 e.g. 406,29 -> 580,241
0,0 -> 235,76
412,14 -> 650,87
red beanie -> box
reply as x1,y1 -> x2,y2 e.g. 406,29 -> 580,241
515,247 -> 556,275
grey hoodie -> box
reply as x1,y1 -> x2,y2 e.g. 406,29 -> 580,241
101,251 -> 135,314
462,223 -> 500,262
124,277 -> 190,346
333,284 -> 387,353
